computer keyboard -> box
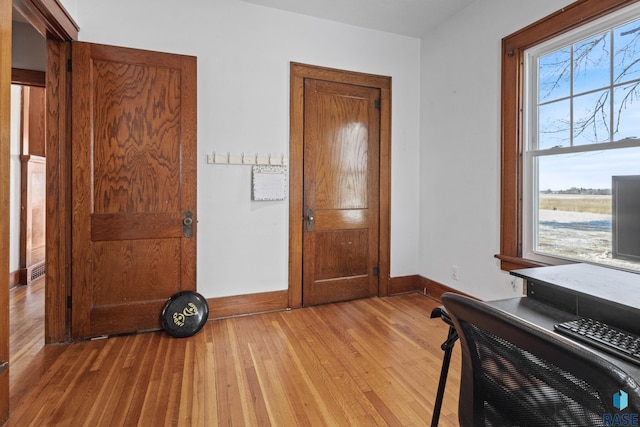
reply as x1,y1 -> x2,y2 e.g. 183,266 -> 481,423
555,317 -> 640,366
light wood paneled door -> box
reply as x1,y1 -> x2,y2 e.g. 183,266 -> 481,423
289,63 -> 391,309
303,79 -> 380,306
71,42 -> 197,338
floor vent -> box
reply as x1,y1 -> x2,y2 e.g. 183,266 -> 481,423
31,263 -> 46,282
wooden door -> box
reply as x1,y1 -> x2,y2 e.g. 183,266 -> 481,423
302,79 -> 380,306
71,42 -> 197,338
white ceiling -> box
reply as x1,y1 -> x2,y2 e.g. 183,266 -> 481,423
240,0 -> 477,37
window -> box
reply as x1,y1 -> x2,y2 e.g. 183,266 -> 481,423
499,0 -> 640,273
523,5 -> 640,272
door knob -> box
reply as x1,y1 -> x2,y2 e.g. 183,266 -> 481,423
183,211 -> 194,237
306,208 -> 314,231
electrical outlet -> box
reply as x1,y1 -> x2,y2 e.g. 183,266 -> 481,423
451,265 -> 459,281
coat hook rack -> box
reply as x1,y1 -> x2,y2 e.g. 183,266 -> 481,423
207,151 -> 288,166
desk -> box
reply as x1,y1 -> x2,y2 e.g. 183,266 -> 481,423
430,264 -> 640,426
496,263 -> 640,378
511,263 -> 640,335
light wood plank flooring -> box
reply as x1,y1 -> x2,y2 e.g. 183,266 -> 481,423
8,281 -> 460,426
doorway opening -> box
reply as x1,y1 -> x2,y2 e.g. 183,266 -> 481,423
9,10 -> 48,360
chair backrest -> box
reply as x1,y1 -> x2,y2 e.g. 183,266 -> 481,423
442,292 -> 640,427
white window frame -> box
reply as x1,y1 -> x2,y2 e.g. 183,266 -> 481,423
522,2 -> 640,267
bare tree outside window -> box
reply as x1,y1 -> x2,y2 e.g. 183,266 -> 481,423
538,20 -> 640,147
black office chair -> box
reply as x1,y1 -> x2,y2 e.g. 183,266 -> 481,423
442,292 -> 640,427
429,305 -> 458,427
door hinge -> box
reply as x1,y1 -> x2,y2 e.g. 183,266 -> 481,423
67,295 -> 72,309
67,59 -> 72,72
374,99 -> 381,110
373,265 -> 380,277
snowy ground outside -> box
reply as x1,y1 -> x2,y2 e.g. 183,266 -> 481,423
538,209 -> 639,271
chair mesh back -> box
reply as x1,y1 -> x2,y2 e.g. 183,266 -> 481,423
462,321 -> 608,426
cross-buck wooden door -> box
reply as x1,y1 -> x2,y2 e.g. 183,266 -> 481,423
71,42 -> 197,338
302,79 -> 380,306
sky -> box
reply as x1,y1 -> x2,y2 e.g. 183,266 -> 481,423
534,19 -> 640,192
538,146 -> 640,191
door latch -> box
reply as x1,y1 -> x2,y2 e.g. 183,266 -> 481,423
183,211 -> 194,238
306,208 -> 314,231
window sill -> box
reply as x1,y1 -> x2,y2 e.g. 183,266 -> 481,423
495,254 -> 547,272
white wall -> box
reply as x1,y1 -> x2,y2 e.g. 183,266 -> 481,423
12,22 -> 46,71
57,0 -> 77,19
419,0 -> 576,300
75,0 -> 421,298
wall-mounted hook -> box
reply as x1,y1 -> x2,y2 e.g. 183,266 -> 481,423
209,151 -> 289,166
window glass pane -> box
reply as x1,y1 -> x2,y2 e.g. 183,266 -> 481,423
526,6 -> 640,272
538,99 -> 570,149
614,19 -> 640,84
613,82 -> 640,139
536,147 -> 640,272
539,48 -> 571,103
572,89 -> 611,145
573,32 -> 610,94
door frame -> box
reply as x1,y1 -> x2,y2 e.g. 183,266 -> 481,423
1,0 -> 76,421
288,62 -> 391,309
12,0 -> 78,343
1,0 -> 12,421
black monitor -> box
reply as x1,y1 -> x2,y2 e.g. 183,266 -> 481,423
612,175 -> 640,261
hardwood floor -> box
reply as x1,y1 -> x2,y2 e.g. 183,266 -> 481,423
8,281 -> 460,426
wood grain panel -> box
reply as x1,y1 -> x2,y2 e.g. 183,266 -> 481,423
91,60 -> 181,213
308,82 -> 369,210
89,302 -> 170,335
11,68 -> 45,87
92,239 -> 181,306
312,209 -> 368,231
91,212 -> 182,241
313,230 -> 368,280
45,39 -> 72,343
